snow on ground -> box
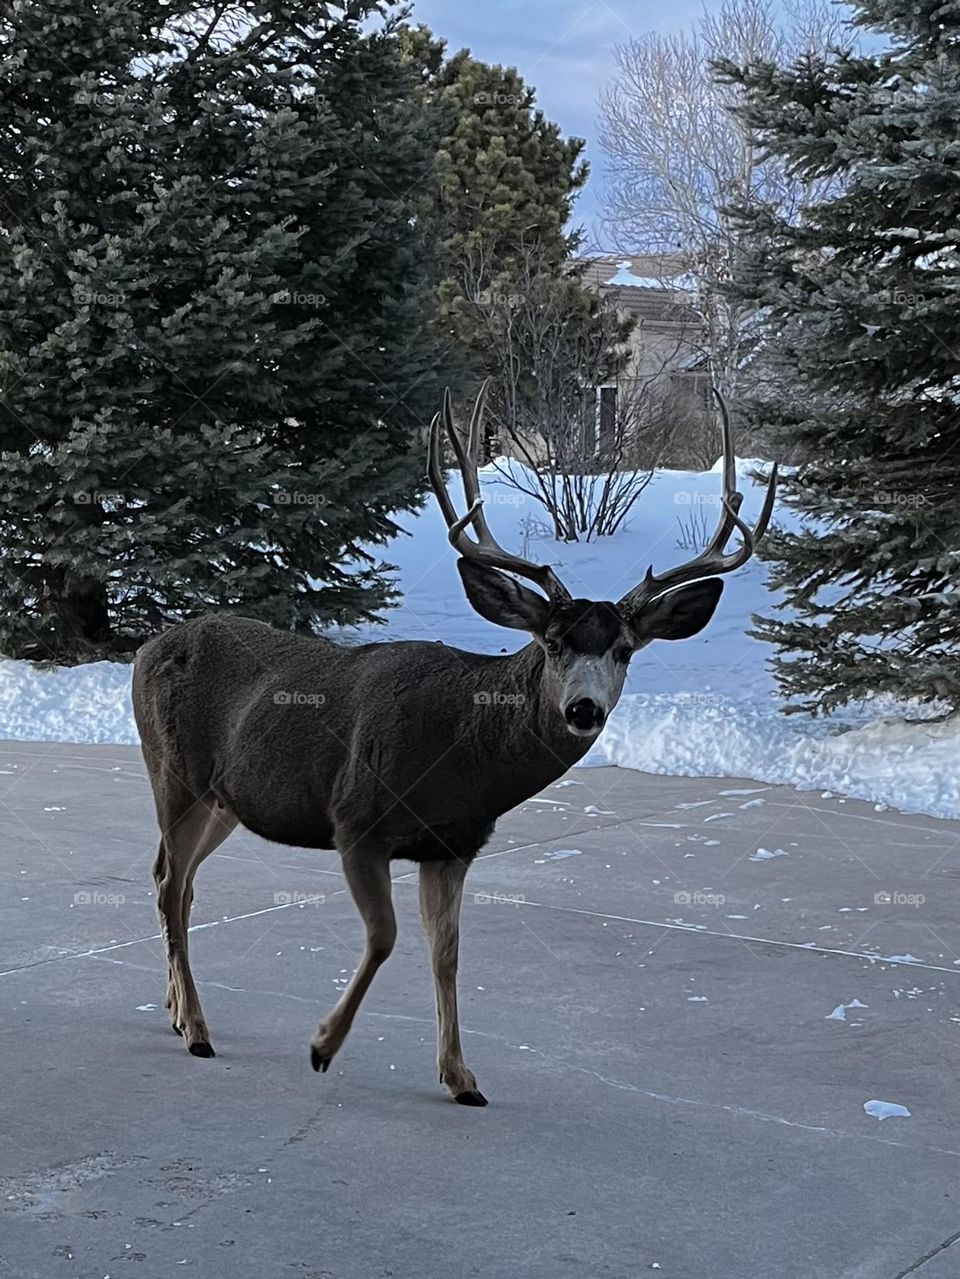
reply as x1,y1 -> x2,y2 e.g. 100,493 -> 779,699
1,457 -> 958,820
0,658 -> 133,746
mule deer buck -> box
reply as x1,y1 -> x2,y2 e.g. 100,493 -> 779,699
133,384 -> 775,1105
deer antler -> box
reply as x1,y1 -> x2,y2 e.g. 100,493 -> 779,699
427,379 -> 572,602
617,389 -> 777,617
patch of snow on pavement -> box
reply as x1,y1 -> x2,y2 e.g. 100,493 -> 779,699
863,1100 -> 911,1121
539,848 -> 583,861
749,848 -> 789,863
826,999 -> 868,1022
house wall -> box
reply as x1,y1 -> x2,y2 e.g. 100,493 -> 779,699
492,256 -> 714,469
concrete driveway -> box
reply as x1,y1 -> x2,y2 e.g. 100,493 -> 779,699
0,740 -> 957,1279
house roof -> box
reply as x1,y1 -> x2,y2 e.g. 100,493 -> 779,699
578,253 -> 687,290
577,254 -> 698,322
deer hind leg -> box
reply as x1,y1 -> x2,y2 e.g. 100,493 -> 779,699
310,846 -> 396,1075
419,859 -> 486,1106
151,843 -> 179,1025
153,788 -> 237,1057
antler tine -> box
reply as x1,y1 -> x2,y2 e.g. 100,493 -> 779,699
428,405 -> 484,555
441,380 -> 498,548
441,386 -> 475,502
466,378 -> 490,471
753,461 -> 779,542
713,389 -> 778,548
426,382 -> 572,602
714,389 -> 779,545
713,495 -> 756,571
426,411 -> 461,531
617,389 -> 777,616
709,387 -> 741,552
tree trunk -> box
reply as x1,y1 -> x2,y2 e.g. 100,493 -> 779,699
62,577 -> 111,646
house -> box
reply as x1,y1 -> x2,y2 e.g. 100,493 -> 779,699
576,254 -> 711,465
478,253 -> 715,470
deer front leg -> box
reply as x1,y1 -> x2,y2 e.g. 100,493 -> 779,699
419,859 -> 487,1107
311,849 -> 396,1075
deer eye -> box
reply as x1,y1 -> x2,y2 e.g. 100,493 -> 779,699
614,645 -> 632,665
546,638 -> 562,657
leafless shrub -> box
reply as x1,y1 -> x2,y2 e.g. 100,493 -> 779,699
458,241 -> 693,540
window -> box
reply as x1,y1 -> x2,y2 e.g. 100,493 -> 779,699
579,385 -> 618,457
598,386 -> 617,453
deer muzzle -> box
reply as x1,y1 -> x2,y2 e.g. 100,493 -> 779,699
563,697 -> 606,735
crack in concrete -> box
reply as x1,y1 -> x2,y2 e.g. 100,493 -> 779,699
890,1229 -> 960,1279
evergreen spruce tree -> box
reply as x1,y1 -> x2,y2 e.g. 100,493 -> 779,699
0,0 -> 445,661
400,27 -> 596,382
716,0 -> 960,712
399,27 -> 632,481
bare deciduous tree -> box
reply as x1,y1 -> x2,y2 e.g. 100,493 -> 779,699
598,0 -> 849,403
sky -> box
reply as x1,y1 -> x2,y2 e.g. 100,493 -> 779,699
407,0 -> 708,248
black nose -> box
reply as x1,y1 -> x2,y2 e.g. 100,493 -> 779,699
564,698 -> 605,731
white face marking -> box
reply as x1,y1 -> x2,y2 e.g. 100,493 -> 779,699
540,603 -> 635,737
556,649 -> 631,737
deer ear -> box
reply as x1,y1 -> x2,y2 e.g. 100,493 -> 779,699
626,578 -> 723,644
457,560 -> 550,634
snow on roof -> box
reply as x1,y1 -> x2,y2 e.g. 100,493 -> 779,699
605,259 -> 664,288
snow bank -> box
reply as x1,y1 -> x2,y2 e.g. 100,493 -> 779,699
598,692 -> 960,820
1,456 -> 958,821
0,658 -> 136,745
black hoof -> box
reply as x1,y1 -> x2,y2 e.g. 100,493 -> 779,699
310,1046 -> 331,1073
188,1041 -> 216,1058
455,1089 -> 488,1107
